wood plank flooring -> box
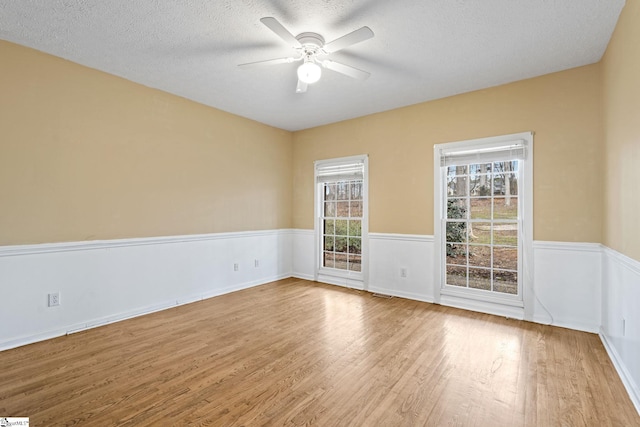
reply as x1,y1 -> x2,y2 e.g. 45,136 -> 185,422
0,278 -> 638,426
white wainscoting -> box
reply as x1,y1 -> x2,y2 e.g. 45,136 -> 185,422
292,230 -> 436,300
532,241 -> 602,333
0,230 -> 293,351
291,229 -> 314,281
293,230 -> 603,331
291,230 -> 436,300
368,233 -> 435,302
3,228 -> 638,413
601,247 -> 640,414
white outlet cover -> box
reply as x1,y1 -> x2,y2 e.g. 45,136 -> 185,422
48,292 -> 60,307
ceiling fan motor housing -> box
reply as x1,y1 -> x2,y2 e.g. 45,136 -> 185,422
296,32 -> 325,52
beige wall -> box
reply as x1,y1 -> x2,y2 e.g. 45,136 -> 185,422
3,29 -> 624,249
293,65 -> 603,242
602,0 -> 640,262
0,41 -> 293,245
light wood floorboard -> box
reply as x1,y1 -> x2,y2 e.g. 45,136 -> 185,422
1,278 -> 638,426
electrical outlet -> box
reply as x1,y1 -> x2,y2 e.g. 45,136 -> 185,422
400,268 -> 407,278
233,263 -> 239,271
623,318 -> 626,336
48,292 -> 60,307
254,259 -> 259,268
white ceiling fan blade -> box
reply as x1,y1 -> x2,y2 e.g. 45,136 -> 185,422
238,57 -> 295,67
322,60 -> 370,80
260,17 -> 302,48
296,79 -> 308,93
323,26 -> 374,53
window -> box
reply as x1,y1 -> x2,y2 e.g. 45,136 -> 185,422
445,160 -> 520,295
315,156 -> 368,288
434,133 -> 533,318
321,180 -> 363,272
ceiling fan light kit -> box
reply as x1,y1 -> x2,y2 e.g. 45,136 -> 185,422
297,60 -> 321,84
239,17 -> 374,93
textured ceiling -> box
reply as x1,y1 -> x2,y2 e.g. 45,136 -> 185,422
0,0 -> 625,131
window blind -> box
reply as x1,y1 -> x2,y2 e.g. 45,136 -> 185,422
315,160 -> 364,182
440,140 -> 527,167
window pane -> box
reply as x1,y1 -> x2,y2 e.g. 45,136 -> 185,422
446,244 -> 467,265
335,236 -> 347,253
446,265 -> 467,287
335,253 -> 348,270
505,173 -> 518,196
447,176 -> 468,197
470,176 -> 491,196
494,271 -> 517,294
336,201 -> 349,217
349,220 -> 361,237
494,173 -> 518,196
469,245 -> 491,268
350,181 -> 363,200
446,199 -> 467,219
324,202 -> 336,217
336,182 -> 349,200
350,201 -> 363,218
335,220 -> 348,236
470,198 -> 491,219
493,247 -> 517,270
447,165 -> 468,175
446,221 -> 467,243
324,219 -> 335,235
470,163 -> 492,174
492,175 -> 504,195
323,252 -> 335,268
348,237 -> 361,254
469,268 -> 491,290
493,224 -> 518,246
348,255 -> 362,272
469,222 -> 491,245
494,197 -> 518,220
493,173 -> 518,196
323,236 -> 334,252
324,184 -> 336,201
493,161 -> 518,173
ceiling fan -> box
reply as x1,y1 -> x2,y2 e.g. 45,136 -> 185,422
239,17 -> 374,93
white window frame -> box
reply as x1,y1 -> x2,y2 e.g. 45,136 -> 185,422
314,155 -> 369,290
433,132 -> 534,320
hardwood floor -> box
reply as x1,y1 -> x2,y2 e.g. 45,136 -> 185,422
1,278 -> 638,426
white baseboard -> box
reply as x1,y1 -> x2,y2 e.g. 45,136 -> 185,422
316,273 -> 364,290
368,285 -> 434,303
600,329 -> 640,414
440,292 -> 524,320
532,315 -> 599,333
291,272 -> 314,281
